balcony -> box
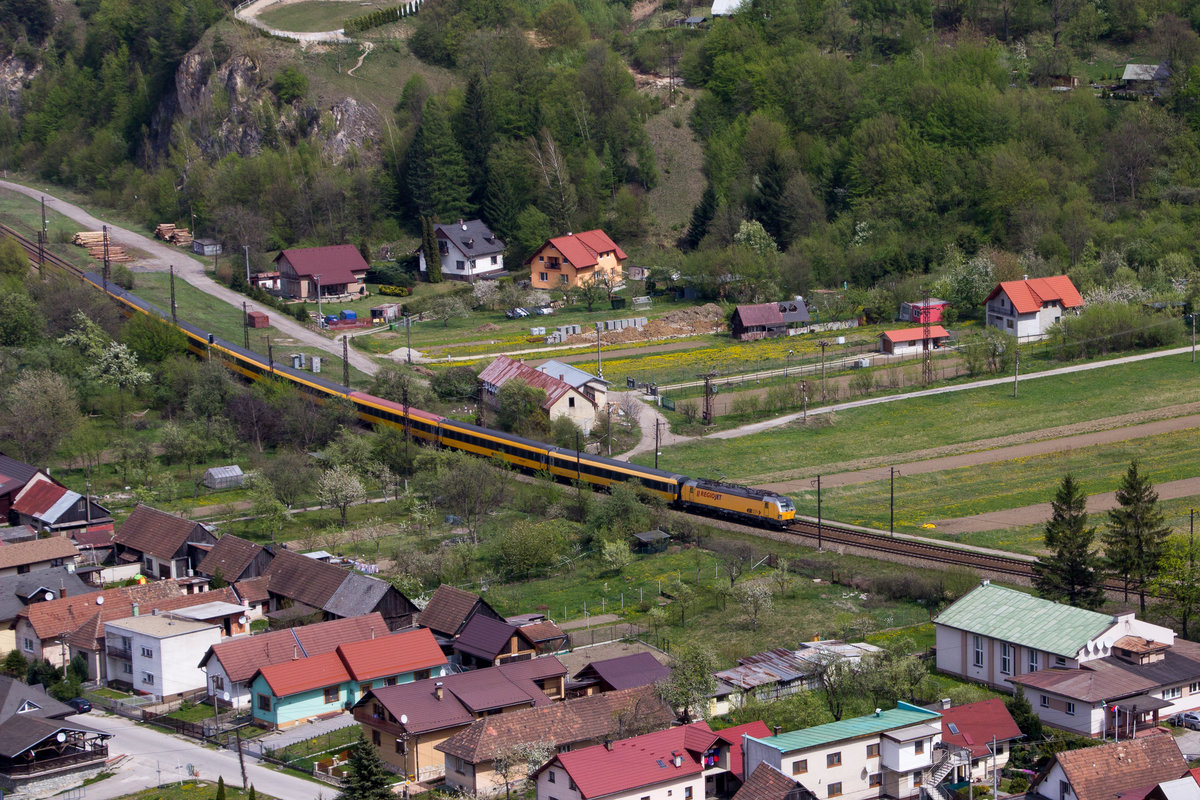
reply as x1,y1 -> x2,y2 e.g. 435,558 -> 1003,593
106,645 -> 132,660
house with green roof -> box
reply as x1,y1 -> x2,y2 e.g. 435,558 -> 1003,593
933,581 -> 1175,692
742,703 -> 945,800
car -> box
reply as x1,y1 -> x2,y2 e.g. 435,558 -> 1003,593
515,307 -> 531,317
504,308 -> 524,319
66,697 -> 91,714
1170,711 -> 1200,729
534,307 -> 554,316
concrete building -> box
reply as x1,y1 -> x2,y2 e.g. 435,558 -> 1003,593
419,219 -> 507,282
104,613 -> 222,699
983,276 -> 1082,341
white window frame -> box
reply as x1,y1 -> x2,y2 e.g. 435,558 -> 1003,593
1066,702 -> 1076,716
1000,643 -> 1012,675
973,635 -> 984,668
1164,686 -> 1183,700
1040,694 -> 1050,708
1028,649 -> 1040,673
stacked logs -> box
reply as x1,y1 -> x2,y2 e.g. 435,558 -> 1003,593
154,224 -> 193,246
72,231 -> 131,262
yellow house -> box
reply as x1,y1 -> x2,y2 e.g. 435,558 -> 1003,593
528,230 -> 626,291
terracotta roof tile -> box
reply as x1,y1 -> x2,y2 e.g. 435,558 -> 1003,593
338,628 -> 446,682
733,763 -> 807,800
0,537 -> 78,572
882,326 -> 950,344
235,576 -> 271,604
114,505 -> 209,562
420,585 -> 497,637
544,230 -> 626,270
197,535 -> 264,581
199,613 -> 387,682
1045,733 -> 1187,800
984,276 -> 1083,315
939,699 -> 1022,759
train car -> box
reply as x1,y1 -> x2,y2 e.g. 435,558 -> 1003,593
349,391 -> 443,445
439,418 -> 553,472
546,448 -> 685,503
679,478 -> 795,527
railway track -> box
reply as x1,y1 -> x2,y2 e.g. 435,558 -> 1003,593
1,221 -> 87,279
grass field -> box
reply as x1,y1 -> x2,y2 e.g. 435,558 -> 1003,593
0,187 -> 105,273
643,354 -> 1200,481
109,781 -> 276,800
643,97 -> 705,243
257,0 -> 361,31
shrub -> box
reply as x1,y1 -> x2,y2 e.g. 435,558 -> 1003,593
272,67 -> 308,104
1008,776 -> 1029,793
378,285 -> 412,297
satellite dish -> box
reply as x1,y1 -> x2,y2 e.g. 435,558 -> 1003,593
400,714 -> 408,725
238,616 -> 248,626
96,597 -> 104,605
44,592 -> 53,602
223,692 -> 231,702
56,733 -> 66,743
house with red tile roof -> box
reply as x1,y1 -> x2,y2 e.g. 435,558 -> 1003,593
248,627 -> 447,730
983,275 -> 1083,341
10,473 -> 112,536
479,355 -> 598,432
935,699 -> 1022,784
352,656 -> 568,781
878,326 -> 951,356
0,454 -> 45,520
1030,732 -> 1187,800
533,720 -> 770,800
274,244 -> 368,300
529,230 -> 626,291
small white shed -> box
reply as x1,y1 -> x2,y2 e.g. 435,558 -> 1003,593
202,465 -> 244,490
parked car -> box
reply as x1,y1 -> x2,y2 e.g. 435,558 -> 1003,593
66,697 -> 92,714
505,308 -> 530,319
534,307 -> 554,316
1170,711 -> 1200,729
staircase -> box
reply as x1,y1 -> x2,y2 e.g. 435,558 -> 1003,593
921,744 -> 972,800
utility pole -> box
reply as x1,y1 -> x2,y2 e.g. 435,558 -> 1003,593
1191,313 -> 1196,363
654,419 -> 661,470
699,372 -> 716,424
37,196 -> 45,277
606,403 -> 612,457
814,474 -> 822,549
169,265 -> 178,323
343,335 -> 350,389
102,224 -> 110,291
921,287 -> 934,386
314,274 -> 324,322
242,302 -> 249,349
404,313 -> 412,364
1013,340 -> 1020,398
234,725 -> 248,789
266,335 -> 274,375
243,245 -> 251,285
596,322 -> 604,379
801,381 -> 808,422
991,736 -> 998,800
817,340 -> 830,403
890,467 -> 899,536
574,431 -> 582,481
403,383 -> 411,472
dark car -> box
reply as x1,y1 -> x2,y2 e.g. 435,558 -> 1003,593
66,698 -> 91,714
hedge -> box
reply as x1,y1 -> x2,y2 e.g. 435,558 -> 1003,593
343,1 -> 420,33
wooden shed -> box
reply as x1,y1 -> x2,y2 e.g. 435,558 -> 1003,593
247,311 -> 269,328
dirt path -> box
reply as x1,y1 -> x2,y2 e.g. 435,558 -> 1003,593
932,476 -> 1200,534
346,41 -> 373,76
756,406 -> 1200,493
0,180 -> 380,376
614,392 -> 692,460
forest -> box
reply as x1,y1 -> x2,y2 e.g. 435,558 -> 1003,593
3,0 -> 1200,305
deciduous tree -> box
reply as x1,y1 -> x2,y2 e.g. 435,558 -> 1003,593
317,465 -> 366,527
1148,534 -> 1200,639
733,582 -> 773,631
1,370 -> 80,465
657,642 -> 716,722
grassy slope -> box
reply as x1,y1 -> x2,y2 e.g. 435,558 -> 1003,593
0,188 -> 107,273
257,0 -> 362,32
642,96 -> 706,243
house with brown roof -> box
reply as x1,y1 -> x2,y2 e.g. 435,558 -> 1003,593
198,613 -> 388,711
234,576 -> 270,620
248,627 -> 447,730
196,534 -> 270,585
9,473 -> 112,537
515,618 -> 568,655
437,685 -> 676,796
420,585 -> 505,651
1030,732 -> 1187,800
353,656 -> 569,781
730,299 -> 811,341
479,355 -> 598,432
529,230 -> 626,291
274,245 -> 368,300
453,615 -> 539,669
733,763 -> 815,800
569,652 -> 670,697
983,275 -> 1083,341
0,537 -> 79,578
261,548 -> 418,631
113,505 -> 216,580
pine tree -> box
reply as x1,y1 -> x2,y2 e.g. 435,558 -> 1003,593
248,786 -> 257,800
457,73 -> 493,205
336,731 -> 393,800
749,151 -> 792,246
682,184 -> 717,250
215,775 -> 227,800
420,216 -> 442,283
483,170 -> 521,243
1032,474 -> 1104,609
406,98 -> 473,221
1104,460 -> 1171,613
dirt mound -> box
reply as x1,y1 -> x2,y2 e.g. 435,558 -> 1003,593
475,323 -> 501,332
559,303 -> 725,347
662,303 -> 723,324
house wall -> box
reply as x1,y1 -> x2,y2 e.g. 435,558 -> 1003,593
251,675 -> 347,729
935,625 -> 1076,690
358,711 -> 472,781
14,620 -> 58,667
1033,762 -> 1075,800
536,764 -> 704,800
204,658 -> 252,711
421,240 -> 505,280
529,244 -> 623,291
0,558 -> 68,578
106,624 -> 220,699
547,392 -> 596,432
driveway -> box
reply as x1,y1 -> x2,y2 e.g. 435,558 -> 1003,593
1172,727 -> 1200,759
76,713 -> 330,800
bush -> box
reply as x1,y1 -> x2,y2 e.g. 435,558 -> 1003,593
378,285 -> 412,297
1048,303 -> 1184,359
1007,776 -> 1029,793
272,67 -> 309,104
430,366 -> 479,401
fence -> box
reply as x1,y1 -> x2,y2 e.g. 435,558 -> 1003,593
566,622 -> 645,649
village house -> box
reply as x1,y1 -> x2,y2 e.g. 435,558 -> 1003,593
453,615 -> 540,669
274,244 -> 368,300
479,355 -> 598,432
196,534 -> 271,585
534,360 -> 609,408
534,719 -> 771,800
511,616 -> 568,655
568,652 -> 669,698
733,763 -> 816,800
249,627 -> 447,730
438,685 -> 677,796
529,230 -> 626,291
730,299 -> 811,341
935,580 -> 1190,737
104,613 -> 222,700
742,702 -> 944,800
1030,733 -> 1186,800
935,699 -> 1022,784
0,567 -> 89,654
983,275 -> 1082,341
878,326 -> 951,356
10,473 -> 112,536
352,657 -> 568,781
0,537 -> 79,579
112,505 -> 216,580
198,613 -> 388,711
0,455 -> 42,520
419,219 -> 507,282
899,299 -> 949,323
419,585 -> 506,653
1122,63 -> 1171,94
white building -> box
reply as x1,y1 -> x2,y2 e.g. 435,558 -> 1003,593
104,614 -> 221,700
982,276 -> 1082,341
419,219 -> 506,282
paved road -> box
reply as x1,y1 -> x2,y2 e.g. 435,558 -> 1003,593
614,392 -> 690,460
0,180 -> 380,377
78,713 -> 332,800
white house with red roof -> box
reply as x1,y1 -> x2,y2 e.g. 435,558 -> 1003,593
878,326 -> 951,356
535,720 -> 771,800
529,230 -> 626,291
479,355 -> 598,431
274,244 -> 369,300
935,699 -> 1022,784
983,276 -> 1082,341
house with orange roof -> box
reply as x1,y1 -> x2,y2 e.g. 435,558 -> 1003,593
878,326 -> 951,356
983,275 -> 1083,341
528,230 -> 626,291
248,627 -> 447,729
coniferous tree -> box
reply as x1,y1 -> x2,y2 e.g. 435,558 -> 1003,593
407,98 -> 473,221
1032,473 -> 1104,609
457,73 -> 493,205
749,151 -> 792,245
248,786 -> 257,800
682,184 -> 717,250
336,731 -> 393,800
484,170 -> 521,244
1104,460 -> 1170,613
421,216 -> 442,283
215,775 -> 227,800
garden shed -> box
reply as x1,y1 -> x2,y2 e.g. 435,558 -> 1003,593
202,465 -> 245,490
632,529 -> 671,554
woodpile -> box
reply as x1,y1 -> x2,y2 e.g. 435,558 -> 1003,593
72,231 -> 132,262
154,223 -> 193,247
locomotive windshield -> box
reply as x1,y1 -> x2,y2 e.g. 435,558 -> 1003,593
778,498 -> 795,512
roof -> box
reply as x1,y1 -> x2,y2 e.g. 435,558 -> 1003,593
72,529 -> 113,549
10,475 -> 86,523
1152,777 -> 1200,800
365,656 -> 568,734
337,628 -> 446,682
723,720 -> 773,779
274,244 -> 368,285
114,505 -> 207,562
520,619 -> 567,646
235,575 -> 271,604
170,601 -> 248,621
540,230 -> 626,270
199,613 -> 388,682
0,537 -> 78,572
1044,733 -> 1187,800
479,356 -> 591,411
536,360 -> 609,389
735,303 -> 784,328
0,711 -> 107,758
0,567 -> 90,621
1123,63 -> 1170,81
0,455 -> 40,498
434,219 -> 505,257
1011,640 -> 1200,702
984,276 -> 1083,315
257,650 -> 350,697
733,763 -> 807,800
197,535 -> 264,581
934,582 -> 1113,659
882,326 -> 951,344
939,699 -> 1022,759
436,685 -> 675,762
748,702 -> 941,753
633,530 -> 670,543
572,652 -> 670,691
716,648 -> 812,691
22,583 -> 235,645
1115,636 -> 1171,655
104,614 -> 218,638
710,0 -> 746,13
0,674 -> 74,721
203,465 -> 243,480
454,615 -> 535,661
549,721 -> 725,799
323,572 -> 391,619
262,548 -> 348,610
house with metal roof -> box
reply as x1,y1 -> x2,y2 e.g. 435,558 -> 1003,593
248,627 -> 447,730
0,567 -> 89,654
0,455 -> 43,520
714,641 -> 881,711
933,699 -> 1022,785
744,704 -> 943,800
569,652 -> 670,697
419,584 -> 506,651
535,360 -> 609,407
529,230 -> 626,291
983,275 -> 1082,341
479,355 -> 598,432
420,219 -> 508,282
453,615 -> 539,669
878,326 -> 950,356
9,473 -> 112,537
353,656 -> 569,781
274,244 -> 368,300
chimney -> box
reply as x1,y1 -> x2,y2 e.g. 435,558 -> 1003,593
673,753 -> 683,768
435,682 -> 444,701
774,726 -> 781,737
567,231 -> 573,236
874,708 -> 882,717
605,740 -> 613,751
59,580 -> 65,599
460,219 -> 466,230
294,644 -> 299,660
941,698 -> 952,710
1023,274 -> 1029,281
371,627 -> 376,640
132,603 -> 140,617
